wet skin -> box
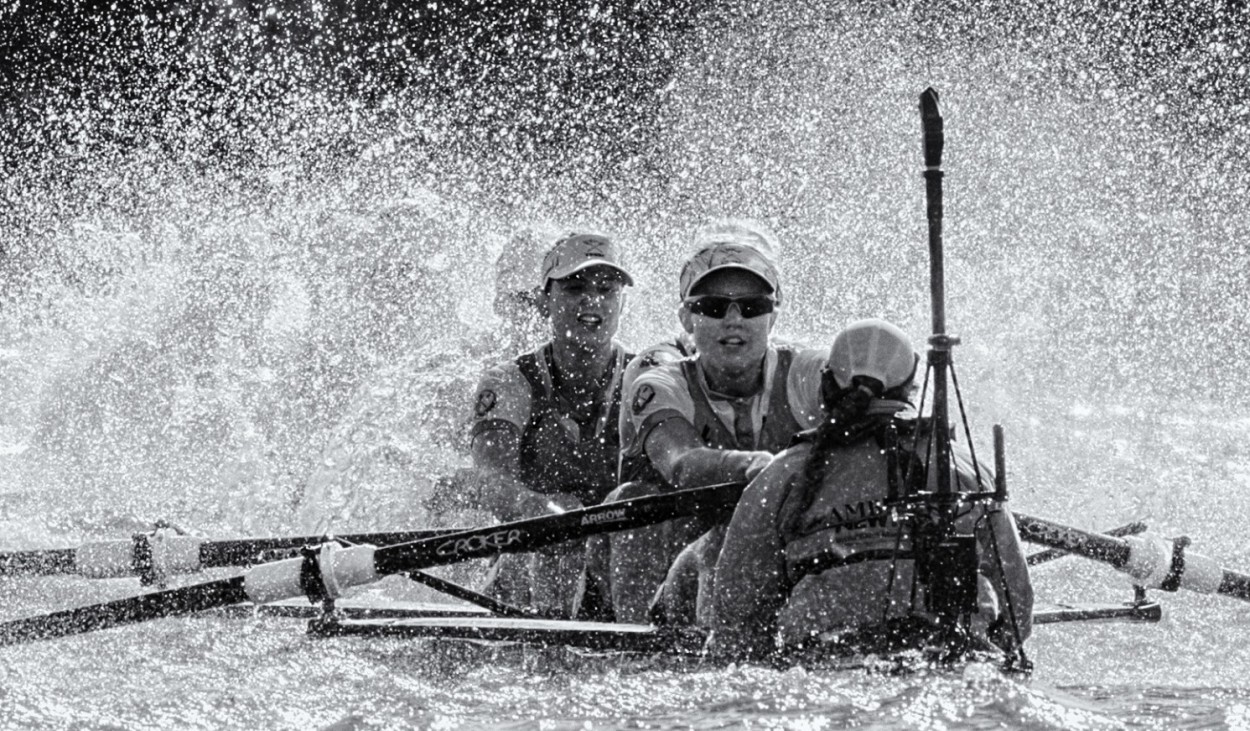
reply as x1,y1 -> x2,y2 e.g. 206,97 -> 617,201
472,266 -> 629,518
541,266 -> 630,421
678,269 -> 777,398
544,268 -> 627,353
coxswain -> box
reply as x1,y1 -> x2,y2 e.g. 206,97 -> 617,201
707,318 -> 1034,661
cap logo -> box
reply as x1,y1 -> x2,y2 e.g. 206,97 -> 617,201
474,390 -> 497,418
713,246 -> 752,263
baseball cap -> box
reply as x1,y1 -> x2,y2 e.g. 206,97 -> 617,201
679,241 -> 782,300
827,319 -> 918,391
540,233 -> 635,288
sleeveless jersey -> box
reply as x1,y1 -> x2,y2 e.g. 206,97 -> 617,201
679,349 -> 801,453
617,338 -> 694,485
623,345 -> 826,474
471,342 -> 631,505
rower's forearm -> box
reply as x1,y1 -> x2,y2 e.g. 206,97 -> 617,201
669,448 -> 769,489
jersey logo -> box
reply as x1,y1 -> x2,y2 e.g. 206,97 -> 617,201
631,384 -> 655,415
474,389 -> 497,418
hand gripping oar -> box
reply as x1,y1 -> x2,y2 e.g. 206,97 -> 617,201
0,528 -> 463,580
0,481 -> 746,645
1014,512 -> 1250,602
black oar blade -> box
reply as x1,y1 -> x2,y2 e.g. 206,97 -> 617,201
0,576 -> 249,646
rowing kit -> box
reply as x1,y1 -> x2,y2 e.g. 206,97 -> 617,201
2,90 -> 1248,670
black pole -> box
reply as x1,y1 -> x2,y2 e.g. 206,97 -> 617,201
404,571 -> 538,619
920,88 -> 954,505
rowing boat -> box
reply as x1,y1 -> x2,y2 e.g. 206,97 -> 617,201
0,487 -> 1222,662
2,90 -> 1248,676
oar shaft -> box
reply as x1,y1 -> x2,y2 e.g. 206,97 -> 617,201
1026,521 -> 1147,566
0,577 -> 250,645
198,529 -> 461,569
1015,512 -> 1250,603
0,482 -> 746,645
373,482 -> 743,575
0,528 -> 463,578
0,549 -> 76,577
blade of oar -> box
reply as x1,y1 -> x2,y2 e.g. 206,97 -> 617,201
1014,512 -> 1250,602
0,481 -> 746,646
0,528 -> 463,578
1026,521 -> 1148,566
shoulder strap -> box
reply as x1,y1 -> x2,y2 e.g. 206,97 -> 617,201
514,345 -> 553,432
680,358 -> 735,447
515,345 -> 550,394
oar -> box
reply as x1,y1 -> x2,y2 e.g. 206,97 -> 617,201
1015,512 -> 1250,602
0,528 -> 463,580
0,481 -> 745,645
1025,521 -> 1147,566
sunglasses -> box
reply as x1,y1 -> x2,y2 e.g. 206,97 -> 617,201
682,294 -> 776,319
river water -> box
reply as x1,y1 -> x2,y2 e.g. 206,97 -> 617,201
2,1 -> 1249,728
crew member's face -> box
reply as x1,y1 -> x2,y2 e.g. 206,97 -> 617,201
544,268 -> 627,349
679,269 -> 777,373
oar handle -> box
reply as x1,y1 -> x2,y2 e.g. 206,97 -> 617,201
1015,512 -> 1250,603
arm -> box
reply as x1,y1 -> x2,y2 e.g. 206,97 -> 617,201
467,363 -> 580,520
470,424 -> 577,520
626,365 -> 772,489
642,418 -> 773,489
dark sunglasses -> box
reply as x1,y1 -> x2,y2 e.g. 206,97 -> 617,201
682,294 -> 776,319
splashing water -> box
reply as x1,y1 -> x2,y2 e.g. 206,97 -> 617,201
1,1 -> 1250,727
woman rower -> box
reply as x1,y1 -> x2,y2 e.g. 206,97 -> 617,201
468,232 -> 635,618
707,318 -> 1033,662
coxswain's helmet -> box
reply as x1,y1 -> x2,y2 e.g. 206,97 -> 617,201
826,318 -> 918,395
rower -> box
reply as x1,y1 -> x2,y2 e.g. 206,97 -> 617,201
298,229 -> 551,533
607,221 -> 829,624
468,232 -> 635,618
707,319 -> 1035,661
425,229 -> 553,517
